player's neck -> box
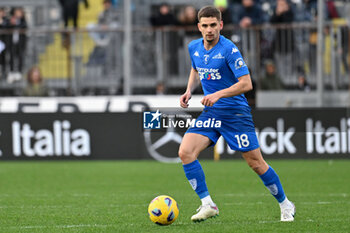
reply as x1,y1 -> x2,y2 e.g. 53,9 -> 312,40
203,36 -> 220,51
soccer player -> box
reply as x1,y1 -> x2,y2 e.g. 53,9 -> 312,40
179,6 -> 295,222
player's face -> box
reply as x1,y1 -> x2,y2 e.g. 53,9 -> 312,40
198,17 -> 223,44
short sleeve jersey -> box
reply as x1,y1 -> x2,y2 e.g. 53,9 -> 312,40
188,35 -> 250,109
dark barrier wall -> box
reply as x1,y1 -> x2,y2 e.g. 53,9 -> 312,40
0,109 -> 349,161
0,113 -> 211,161
218,108 -> 350,159
0,113 -> 150,160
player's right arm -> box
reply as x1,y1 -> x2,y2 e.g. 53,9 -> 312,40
180,68 -> 199,108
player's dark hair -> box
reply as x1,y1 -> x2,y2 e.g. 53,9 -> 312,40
197,6 -> 222,22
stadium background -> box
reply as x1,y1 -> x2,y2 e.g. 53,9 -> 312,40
0,0 -> 349,232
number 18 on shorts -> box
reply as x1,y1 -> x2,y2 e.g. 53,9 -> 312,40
235,134 -> 250,148
223,131 -> 259,152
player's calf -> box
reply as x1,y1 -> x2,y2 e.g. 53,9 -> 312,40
242,149 -> 269,175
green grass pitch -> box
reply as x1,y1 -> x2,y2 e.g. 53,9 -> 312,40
0,160 -> 349,232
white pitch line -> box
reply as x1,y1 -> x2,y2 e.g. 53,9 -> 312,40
259,219 -> 346,224
1,224 -> 116,230
222,201 -> 350,206
220,193 -> 349,197
0,203 -> 148,209
299,201 -> 333,205
0,193 -> 155,198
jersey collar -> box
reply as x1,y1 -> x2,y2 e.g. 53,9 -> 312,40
201,35 -> 223,53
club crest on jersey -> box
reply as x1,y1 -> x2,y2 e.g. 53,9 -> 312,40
234,58 -> 246,69
203,55 -> 210,64
212,53 -> 224,59
194,51 -> 199,57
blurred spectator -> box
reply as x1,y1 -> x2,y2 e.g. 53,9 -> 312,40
214,0 -> 232,24
176,5 -> 198,76
270,0 -> 294,23
87,0 -> 120,74
156,82 -> 166,95
87,0 -> 119,46
7,7 -> 27,82
270,0 -> 295,76
308,28 -> 317,73
297,73 -> 311,91
23,66 -> 48,96
238,0 -> 265,28
270,0 -> 295,52
58,0 -> 89,28
111,0 -> 119,8
304,0 -> 317,20
307,2 -> 318,74
150,3 -> 177,26
303,0 -> 337,21
98,0 -> 119,27
0,8 -> 7,27
230,0 -> 243,24
177,5 -> 198,26
306,1 -> 340,75
323,26 -> 334,75
215,0 -> 232,38
0,8 -> 9,80
340,27 -> 349,73
326,0 -> 339,19
260,60 -> 284,90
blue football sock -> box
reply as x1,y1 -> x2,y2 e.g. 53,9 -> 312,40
259,166 -> 286,203
183,160 -> 209,199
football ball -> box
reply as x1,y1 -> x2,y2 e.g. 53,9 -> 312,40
148,195 -> 179,225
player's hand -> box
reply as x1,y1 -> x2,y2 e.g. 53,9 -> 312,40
180,92 -> 191,108
201,93 -> 220,107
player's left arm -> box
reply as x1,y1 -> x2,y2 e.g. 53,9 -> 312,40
201,74 -> 252,107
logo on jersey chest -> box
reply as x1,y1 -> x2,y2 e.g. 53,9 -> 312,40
212,53 -> 225,59
201,53 -> 224,64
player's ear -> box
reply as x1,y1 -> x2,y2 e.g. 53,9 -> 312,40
197,22 -> 201,31
220,20 -> 223,30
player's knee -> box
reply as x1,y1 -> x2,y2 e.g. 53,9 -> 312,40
178,148 -> 189,161
178,147 -> 196,164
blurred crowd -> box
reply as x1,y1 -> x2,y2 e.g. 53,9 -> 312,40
0,0 -> 121,96
0,0 -> 350,97
148,0 -> 350,96
149,0 -> 347,28
0,7 -> 27,84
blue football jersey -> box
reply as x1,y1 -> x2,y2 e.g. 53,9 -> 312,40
188,35 -> 250,109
